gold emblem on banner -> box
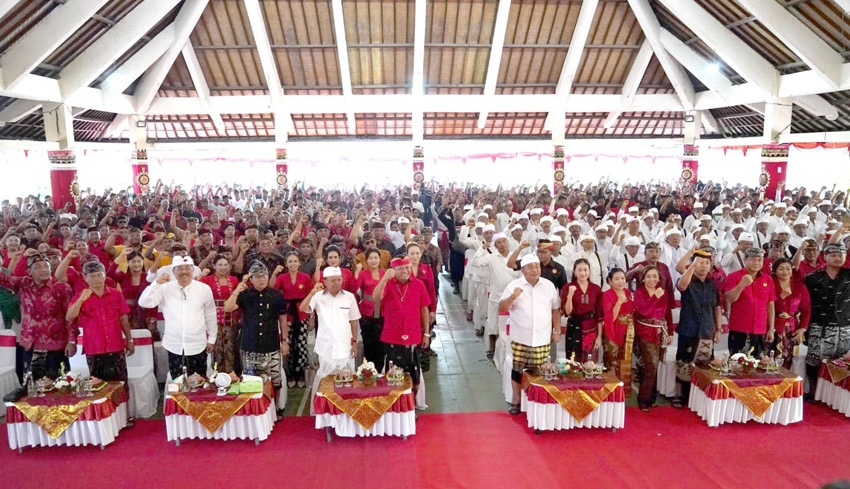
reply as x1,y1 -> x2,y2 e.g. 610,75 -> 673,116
276,172 -> 288,187
136,172 -> 150,188
758,170 -> 770,188
69,176 -> 80,199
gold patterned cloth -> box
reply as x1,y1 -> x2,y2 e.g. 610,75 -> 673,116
11,382 -> 125,439
316,375 -> 412,430
168,381 -> 273,434
826,362 -> 850,384
522,371 -> 622,423
691,366 -> 799,419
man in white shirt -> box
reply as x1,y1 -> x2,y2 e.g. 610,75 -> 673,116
138,256 -> 217,377
719,232 -> 754,275
471,233 -> 519,363
612,236 -> 645,289
499,254 -> 560,415
301,267 -> 361,414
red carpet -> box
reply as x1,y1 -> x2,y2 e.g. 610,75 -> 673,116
2,404 -> 849,489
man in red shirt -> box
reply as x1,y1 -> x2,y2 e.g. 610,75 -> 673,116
796,239 -> 825,278
65,261 -> 134,383
373,257 -> 431,397
724,247 -> 776,356
0,253 -> 74,379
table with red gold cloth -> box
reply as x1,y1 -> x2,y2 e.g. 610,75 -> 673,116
314,374 -> 415,438
5,382 -> 128,451
815,360 -> 850,418
520,370 -> 625,431
163,381 -> 275,444
689,365 -> 803,427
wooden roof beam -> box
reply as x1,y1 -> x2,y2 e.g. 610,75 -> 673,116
101,25 -> 175,95
627,0 -> 694,110
411,0 -> 426,144
60,0 -> 179,100
477,0 -> 513,129
658,0 -> 777,97
545,0 -> 599,131
736,0 -> 842,88
0,0 -> 110,91
659,30 -> 732,95
243,0 -> 291,138
181,41 -> 225,133
330,0 -> 355,134
603,39 -> 652,128
134,0 -> 208,114
0,99 -> 41,123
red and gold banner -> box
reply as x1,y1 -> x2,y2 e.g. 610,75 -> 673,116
553,145 -> 565,194
760,144 -> 789,202
131,148 -> 150,194
48,150 -> 78,213
275,148 -> 288,189
412,145 -> 424,186
681,144 -> 698,187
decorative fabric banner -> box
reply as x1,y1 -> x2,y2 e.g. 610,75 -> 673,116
553,145 -> 565,194
275,148 -> 289,189
681,144 -> 699,187
48,150 -> 78,213
413,145 -> 424,186
760,144 -> 789,202
131,148 -> 150,194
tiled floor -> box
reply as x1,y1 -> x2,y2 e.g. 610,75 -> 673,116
424,274 -> 507,413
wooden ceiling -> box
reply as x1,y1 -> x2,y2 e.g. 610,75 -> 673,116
1,0 -> 850,142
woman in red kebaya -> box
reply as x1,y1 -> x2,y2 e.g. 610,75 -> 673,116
407,242 -> 437,326
273,252 -> 313,388
563,258 -> 603,362
602,268 -> 634,396
633,266 -> 671,412
313,245 -> 355,293
353,248 -> 386,369
200,256 -> 241,373
771,258 -> 811,368
111,250 -> 156,335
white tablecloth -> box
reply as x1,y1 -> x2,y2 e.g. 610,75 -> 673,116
815,377 -> 850,418
164,392 -> 275,444
520,392 -> 625,431
5,401 -> 128,450
314,388 -> 416,438
315,411 -> 416,437
688,382 -> 803,427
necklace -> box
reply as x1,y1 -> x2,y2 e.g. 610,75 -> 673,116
395,280 -> 410,303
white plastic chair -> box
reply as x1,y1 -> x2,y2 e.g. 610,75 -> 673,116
0,329 -> 20,401
68,341 -> 90,378
126,329 -> 159,418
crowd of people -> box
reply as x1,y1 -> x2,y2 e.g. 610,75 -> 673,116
1,176 -> 849,418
